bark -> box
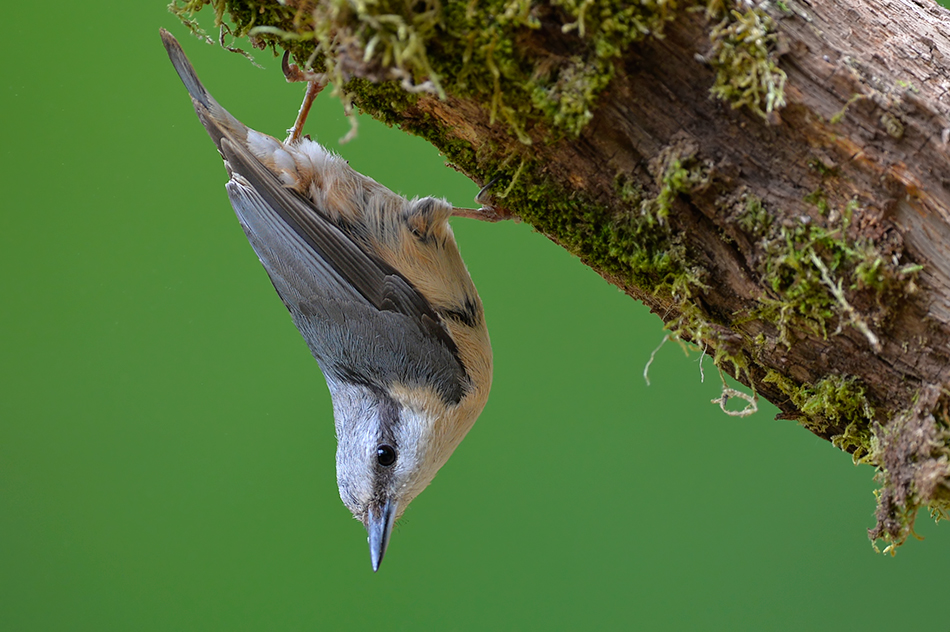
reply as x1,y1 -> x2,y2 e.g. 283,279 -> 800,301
171,0 -> 950,549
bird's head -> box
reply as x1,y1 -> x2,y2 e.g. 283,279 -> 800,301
328,379 -> 483,571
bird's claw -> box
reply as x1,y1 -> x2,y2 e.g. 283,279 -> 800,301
452,176 -> 518,222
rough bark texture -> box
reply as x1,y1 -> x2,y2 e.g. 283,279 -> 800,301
171,0 -> 950,550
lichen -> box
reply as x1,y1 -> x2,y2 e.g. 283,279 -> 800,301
880,112 -> 905,139
707,6 -> 787,119
869,386 -> 950,553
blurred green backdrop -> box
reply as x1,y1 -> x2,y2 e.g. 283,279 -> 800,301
2,3 -> 948,631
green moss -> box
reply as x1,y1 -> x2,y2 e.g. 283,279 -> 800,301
707,7 -> 787,119
764,371 -> 875,459
829,94 -> 864,125
736,195 -> 919,349
736,193 -> 772,237
807,158 -> 839,178
758,223 -> 846,343
343,77 -> 422,125
170,0 -> 310,59
170,0 -> 682,141
647,154 -> 712,222
527,0 -> 677,135
167,0 -> 791,145
166,0 -> 790,151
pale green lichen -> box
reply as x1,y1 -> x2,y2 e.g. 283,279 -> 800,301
880,112 -> 905,139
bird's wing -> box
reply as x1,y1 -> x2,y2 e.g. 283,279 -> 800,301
221,139 -> 468,403
161,29 -> 467,401
220,139 -> 460,356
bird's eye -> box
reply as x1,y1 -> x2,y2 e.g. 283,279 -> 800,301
376,444 -> 397,467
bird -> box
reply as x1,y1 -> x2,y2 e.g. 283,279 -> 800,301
160,29 -> 499,571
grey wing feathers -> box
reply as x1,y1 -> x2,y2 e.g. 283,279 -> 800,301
222,147 -> 467,403
218,139 -> 462,361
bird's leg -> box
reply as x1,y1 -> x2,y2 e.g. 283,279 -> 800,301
282,51 -> 328,144
450,206 -> 517,222
451,176 -> 519,222
286,80 -> 326,144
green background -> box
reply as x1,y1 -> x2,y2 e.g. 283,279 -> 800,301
3,3 -> 948,630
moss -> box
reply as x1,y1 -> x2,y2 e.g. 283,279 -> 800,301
764,371 -> 875,459
757,222 -> 845,343
170,0 -> 683,142
736,193 -> 772,237
802,187 -> 830,216
343,77 -> 422,125
647,154 -> 712,222
707,6 -> 787,119
169,0 -> 792,142
739,189 -> 920,462
807,158 -> 839,178
829,93 -> 865,125
170,0 -> 310,59
528,0 -> 677,135
735,194 -> 919,349
797,375 -> 875,458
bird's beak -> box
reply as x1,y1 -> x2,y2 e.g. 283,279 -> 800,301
367,498 -> 398,572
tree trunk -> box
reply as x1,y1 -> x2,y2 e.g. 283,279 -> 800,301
170,0 -> 950,550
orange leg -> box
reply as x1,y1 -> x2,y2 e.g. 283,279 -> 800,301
282,51 -> 327,144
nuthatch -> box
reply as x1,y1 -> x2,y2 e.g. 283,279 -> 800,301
161,30 -> 502,571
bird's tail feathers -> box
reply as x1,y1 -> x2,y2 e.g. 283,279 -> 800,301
160,28 -> 248,149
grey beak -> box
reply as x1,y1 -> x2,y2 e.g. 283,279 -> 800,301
367,498 -> 398,572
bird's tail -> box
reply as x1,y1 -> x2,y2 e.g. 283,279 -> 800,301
159,29 -> 248,150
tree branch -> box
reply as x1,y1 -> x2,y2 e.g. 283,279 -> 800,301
169,0 -> 950,550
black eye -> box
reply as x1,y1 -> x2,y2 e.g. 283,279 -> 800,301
376,444 -> 397,467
